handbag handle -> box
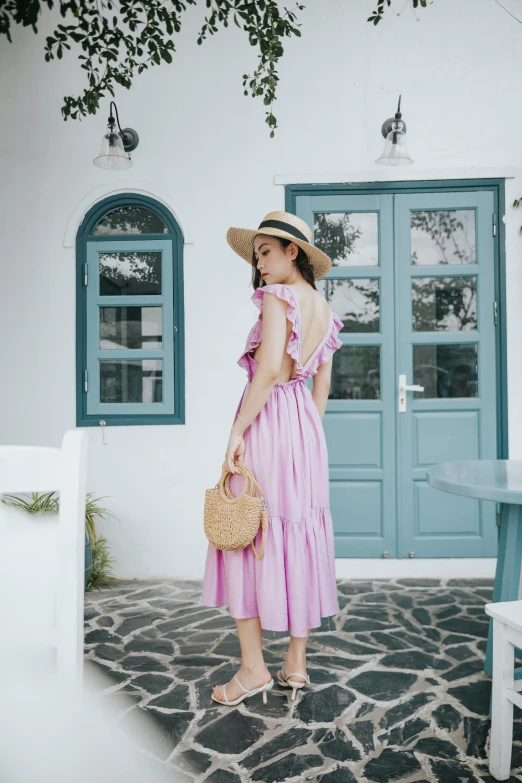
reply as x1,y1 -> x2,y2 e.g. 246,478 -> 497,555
227,463 -> 266,506
217,462 -> 256,503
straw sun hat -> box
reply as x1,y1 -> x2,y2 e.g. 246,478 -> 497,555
226,211 -> 333,281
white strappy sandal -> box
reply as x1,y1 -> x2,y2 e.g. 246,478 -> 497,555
276,663 -> 311,701
211,674 -> 274,706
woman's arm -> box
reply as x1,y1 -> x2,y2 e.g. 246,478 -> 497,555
311,358 -> 333,420
225,293 -> 290,472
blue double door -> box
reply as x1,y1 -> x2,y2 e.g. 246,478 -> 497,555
297,189 -> 499,558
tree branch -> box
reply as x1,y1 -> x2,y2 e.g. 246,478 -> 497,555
494,0 -> 522,25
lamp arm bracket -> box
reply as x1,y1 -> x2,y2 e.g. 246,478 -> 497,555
109,100 -> 123,133
107,101 -> 139,152
120,127 -> 140,152
381,117 -> 407,138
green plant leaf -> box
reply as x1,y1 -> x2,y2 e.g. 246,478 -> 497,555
2,0 -> 427,136
1,490 -> 117,548
86,534 -> 117,590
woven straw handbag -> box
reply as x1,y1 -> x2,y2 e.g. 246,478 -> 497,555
204,461 -> 268,560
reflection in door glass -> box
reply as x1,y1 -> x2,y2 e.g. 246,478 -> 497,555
99,252 -> 162,296
317,278 -> 380,333
314,213 -> 379,266
100,359 -> 163,403
411,277 -> 477,331
413,344 -> 478,398
91,206 -> 168,235
100,307 -> 163,349
330,346 -> 380,400
411,210 -> 476,265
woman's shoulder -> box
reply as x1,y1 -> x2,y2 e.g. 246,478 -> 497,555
252,282 -> 290,296
251,283 -> 295,311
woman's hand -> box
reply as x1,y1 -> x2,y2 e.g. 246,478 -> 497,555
224,430 -> 246,474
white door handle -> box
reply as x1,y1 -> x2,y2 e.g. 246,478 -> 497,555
398,374 -> 424,413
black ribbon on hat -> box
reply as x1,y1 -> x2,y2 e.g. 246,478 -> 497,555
258,219 -> 309,243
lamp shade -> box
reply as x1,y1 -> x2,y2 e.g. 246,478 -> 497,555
93,129 -> 132,170
375,119 -> 413,166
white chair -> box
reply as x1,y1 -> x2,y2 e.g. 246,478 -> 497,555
0,433 -> 186,783
485,599 -> 522,780
0,429 -> 88,690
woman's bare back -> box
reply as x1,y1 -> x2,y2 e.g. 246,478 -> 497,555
251,284 -> 332,383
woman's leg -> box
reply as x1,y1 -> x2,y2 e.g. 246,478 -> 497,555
212,617 -> 272,703
282,628 -> 311,682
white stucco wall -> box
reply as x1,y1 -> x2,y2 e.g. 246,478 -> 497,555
1,0 -> 522,578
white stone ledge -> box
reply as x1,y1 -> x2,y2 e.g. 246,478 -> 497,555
274,167 -> 519,186
334,558 -> 496,580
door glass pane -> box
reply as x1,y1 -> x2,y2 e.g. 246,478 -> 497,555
100,307 -> 163,349
330,346 -> 380,400
91,206 -> 168,235
314,213 -> 379,267
411,210 -> 476,265
318,278 -> 380,332
99,252 -> 162,296
412,277 -> 477,332
413,344 -> 478,398
100,360 -> 163,403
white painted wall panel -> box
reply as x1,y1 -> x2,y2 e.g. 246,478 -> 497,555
1,0 -> 521,576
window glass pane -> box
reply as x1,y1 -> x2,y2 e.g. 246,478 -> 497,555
99,252 -> 162,296
100,307 -> 162,349
91,206 -> 168,235
413,344 -> 478,398
411,209 -> 476,265
314,212 -> 379,267
412,277 -> 477,332
318,278 -> 380,333
329,346 -> 380,400
100,360 -> 163,403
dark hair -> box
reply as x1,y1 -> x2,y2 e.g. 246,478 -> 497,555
251,236 -> 317,290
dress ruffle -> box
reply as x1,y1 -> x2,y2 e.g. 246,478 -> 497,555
306,311 -> 344,377
201,506 -> 339,637
238,283 -> 301,375
237,283 -> 344,379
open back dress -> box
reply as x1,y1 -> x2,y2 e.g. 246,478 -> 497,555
200,283 -> 344,637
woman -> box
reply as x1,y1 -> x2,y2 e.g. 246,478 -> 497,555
200,210 -> 343,706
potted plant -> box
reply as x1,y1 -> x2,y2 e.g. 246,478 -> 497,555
0,491 -> 117,591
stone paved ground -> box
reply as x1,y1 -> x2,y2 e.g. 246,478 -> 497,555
84,577 -> 522,783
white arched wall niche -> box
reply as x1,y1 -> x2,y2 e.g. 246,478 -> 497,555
63,180 -> 195,248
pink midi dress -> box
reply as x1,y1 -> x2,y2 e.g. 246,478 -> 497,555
200,283 -> 344,637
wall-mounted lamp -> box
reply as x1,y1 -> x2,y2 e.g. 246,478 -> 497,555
93,101 -> 139,170
375,95 -> 413,166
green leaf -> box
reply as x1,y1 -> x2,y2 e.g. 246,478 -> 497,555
4,0 -> 309,137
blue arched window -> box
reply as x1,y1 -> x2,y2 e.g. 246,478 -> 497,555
76,194 -> 185,426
